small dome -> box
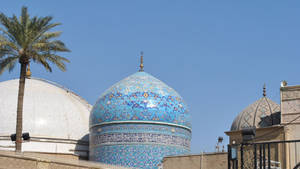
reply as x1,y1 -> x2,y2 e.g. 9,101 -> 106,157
0,78 -> 91,156
90,71 -> 190,129
231,96 -> 280,131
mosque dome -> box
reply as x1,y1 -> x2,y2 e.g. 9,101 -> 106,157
231,86 -> 281,131
90,71 -> 190,128
90,59 -> 191,169
0,78 -> 91,158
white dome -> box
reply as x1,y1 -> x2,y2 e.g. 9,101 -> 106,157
0,78 -> 91,157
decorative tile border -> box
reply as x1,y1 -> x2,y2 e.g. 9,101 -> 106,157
90,123 -> 191,138
91,132 -> 190,148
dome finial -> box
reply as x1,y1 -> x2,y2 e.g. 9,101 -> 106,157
26,63 -> 31,78
139,51 -> 144,72
263,83 -> 266,97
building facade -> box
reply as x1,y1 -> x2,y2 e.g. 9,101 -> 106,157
225,84 -> 300,169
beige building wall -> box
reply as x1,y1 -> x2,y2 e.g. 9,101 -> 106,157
0,150 -> 131,169
162,152 -> 227,169
281,85 -> 300,169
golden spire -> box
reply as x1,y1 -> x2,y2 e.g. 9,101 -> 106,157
263,84 -> 266,97
139,51 -> 144,72
26,63 -> 31,78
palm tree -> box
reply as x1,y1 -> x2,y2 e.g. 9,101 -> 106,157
0,6 -> 70,152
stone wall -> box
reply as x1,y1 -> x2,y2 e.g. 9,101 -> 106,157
162,152 -> 227,169
0,150 -> 131,169
281,85 -> 300,169
281,85 -> 300,139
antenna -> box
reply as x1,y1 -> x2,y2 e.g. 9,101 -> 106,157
139,51 -> 144,72
263,84 -> 266,97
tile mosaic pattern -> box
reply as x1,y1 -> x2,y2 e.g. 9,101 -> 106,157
90,124 -> 191,149
91,123 -> 191,138
90,72 -> 191,128
90,72 -> 191,169
90,144 -> 189,169
231,97 -> 280,131
91,132 -> 190,148
90,124 -> 191,169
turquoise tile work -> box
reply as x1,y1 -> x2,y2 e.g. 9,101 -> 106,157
90,72 -> 191,128
90,71 -> 191,169
90,144 -> 189,169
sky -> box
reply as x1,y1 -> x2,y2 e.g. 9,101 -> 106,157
1,1 -> 300,154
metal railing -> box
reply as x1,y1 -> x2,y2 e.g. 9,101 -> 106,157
228,139 -> 300,169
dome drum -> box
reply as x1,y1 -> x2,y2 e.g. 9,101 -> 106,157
90,144 -> 188,168
90,123 -> 191,168
90,123 -> 191,149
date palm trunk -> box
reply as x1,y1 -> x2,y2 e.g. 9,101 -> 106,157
15,62 -> 27,152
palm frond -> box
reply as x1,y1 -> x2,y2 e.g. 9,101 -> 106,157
0,27 -> 18,44
45,53 -> 69,71
40,31 -> 62,40
32,40 -> 70,53
32,52 -> 69,72
0,13 -> 23,48
0,6 -> 70,75
0,13 -> 10,30
30,22 -> 61,44
0,48 -> 17,58
0,37 -> 18,51
0,35 -> 18,58
0,56 -> 18,74
34,56 -> 52,72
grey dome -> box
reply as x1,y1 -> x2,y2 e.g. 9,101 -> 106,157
231,96 -> 280,131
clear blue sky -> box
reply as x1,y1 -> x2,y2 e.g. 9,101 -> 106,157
1,1 -> 300,153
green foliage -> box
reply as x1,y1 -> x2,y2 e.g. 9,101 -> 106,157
0,6 -> 70,74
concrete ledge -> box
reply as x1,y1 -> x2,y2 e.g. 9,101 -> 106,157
0,150 -> 131,169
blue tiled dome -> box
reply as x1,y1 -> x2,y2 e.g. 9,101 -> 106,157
89,71 -> 191,169
90,71 -> 191,129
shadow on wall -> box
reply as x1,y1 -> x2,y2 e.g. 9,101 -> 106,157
258,111 -> 281,128
75,134 -> 89,160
